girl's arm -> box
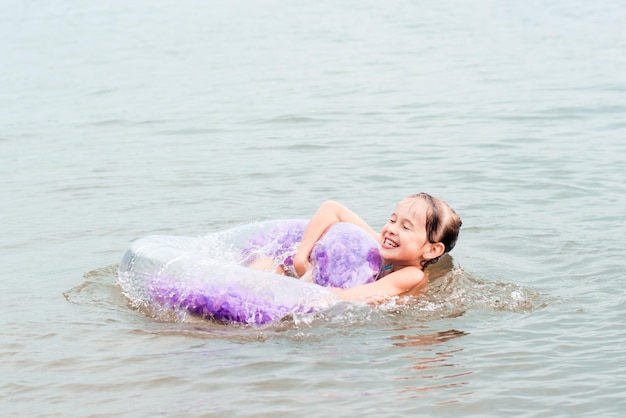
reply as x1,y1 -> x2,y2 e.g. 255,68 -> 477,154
293,200 -> 380,277
333,266 -> 426,302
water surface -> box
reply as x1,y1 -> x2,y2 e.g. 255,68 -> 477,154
1,0 -> 625,416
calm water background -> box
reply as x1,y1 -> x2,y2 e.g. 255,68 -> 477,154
2,0 -> 625,416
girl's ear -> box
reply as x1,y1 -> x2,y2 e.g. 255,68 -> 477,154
426,242 -> 445,260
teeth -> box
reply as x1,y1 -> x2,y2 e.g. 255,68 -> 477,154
385,238 -> 398,247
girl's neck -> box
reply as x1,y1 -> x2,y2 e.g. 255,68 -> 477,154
381,262 -> 393,272
382,259 -> 424,272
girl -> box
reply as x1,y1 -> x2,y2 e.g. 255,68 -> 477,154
293,193 -> 462,302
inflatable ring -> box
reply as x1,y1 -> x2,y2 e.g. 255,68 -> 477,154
117,220 -> 382,325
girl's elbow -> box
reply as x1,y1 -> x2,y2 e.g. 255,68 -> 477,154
321,200 -> 341,211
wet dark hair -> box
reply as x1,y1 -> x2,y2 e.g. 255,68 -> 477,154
405,193 -> 462,268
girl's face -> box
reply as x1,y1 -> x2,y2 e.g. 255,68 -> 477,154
379,199 -> 431,266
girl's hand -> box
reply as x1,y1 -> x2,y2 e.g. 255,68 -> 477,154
294,200 -> 379,278
293,252 -> 312,278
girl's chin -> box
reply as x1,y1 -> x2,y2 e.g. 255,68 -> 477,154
379,249 -> 397,259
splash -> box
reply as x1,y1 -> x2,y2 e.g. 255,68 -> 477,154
70,236 -> 546,332
379,265 -> 546,322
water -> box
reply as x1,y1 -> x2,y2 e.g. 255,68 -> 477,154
2,0 -> 625,416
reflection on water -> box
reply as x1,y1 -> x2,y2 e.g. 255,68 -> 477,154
391,329 -> 468,348
391,329 -> 472,400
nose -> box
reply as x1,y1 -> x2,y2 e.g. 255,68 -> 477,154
386,222 -> 399,235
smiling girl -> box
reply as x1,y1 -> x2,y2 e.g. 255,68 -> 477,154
293,193 -> 462,302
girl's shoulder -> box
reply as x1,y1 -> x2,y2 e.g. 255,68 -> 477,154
384,265 -> 425,292
395,265 -> 425,279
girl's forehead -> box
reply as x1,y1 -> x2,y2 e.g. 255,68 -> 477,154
395,198 -> 429,220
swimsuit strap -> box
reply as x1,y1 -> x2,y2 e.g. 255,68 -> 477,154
376,263 -> 393,281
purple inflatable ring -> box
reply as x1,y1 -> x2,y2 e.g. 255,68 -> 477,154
117,220 -> 382,325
